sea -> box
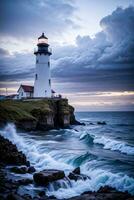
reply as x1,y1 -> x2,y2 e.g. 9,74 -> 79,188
0,111 -> 134,199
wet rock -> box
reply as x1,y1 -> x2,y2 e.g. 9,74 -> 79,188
26,161 -> 30,167
0,135 -> 27,166
68,172 -> 78,181
68,167 -> 87,181
17,178 -> 33,185
22,194 -> 33,200
97,121 -> 107,125
33,169 -> 65,186
73,167 -> 80,175
68,186 -> 132,200
38,191 -> 46,197
68,172 -> 89,182
98,186 -> 116,193
6,193 -> 24,200
10,166 -> 28,174
73,121 -> 85,126
48,195 -> 57,199
28,166 -> 36,173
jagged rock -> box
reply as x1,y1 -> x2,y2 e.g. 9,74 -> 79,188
38,191 -> 46,197
0,136 -> 27,165
68,167 -> 81,181
68,172 -> 78,181
17,178 -> 33,185
68,186 -> 132,200
33,169 -> 65,186
97,121 -> 107,125
6,193 -> 24,200
73,167 -> 80,175
10,166 -> 28,174
68,167 -> 90,182
26,161 -> 30,167
28,166 -> 36,173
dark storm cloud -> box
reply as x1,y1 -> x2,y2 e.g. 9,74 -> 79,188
52,6 -> 134,92
0,52 -> 35,81
0,5 -> 134,93
0,0 -> 76,38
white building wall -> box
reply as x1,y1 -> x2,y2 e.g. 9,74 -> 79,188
18,87 -> 33,99
34,54 -> 51,97
18,87 -> 27,99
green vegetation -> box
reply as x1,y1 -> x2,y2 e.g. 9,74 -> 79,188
0,99 -> 56,124
0,99 -> 73,130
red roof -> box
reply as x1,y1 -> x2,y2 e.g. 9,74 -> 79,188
18,85 -> 34,93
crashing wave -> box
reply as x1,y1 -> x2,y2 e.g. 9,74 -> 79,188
93,136 -> 134,156
0,123 -> 134,199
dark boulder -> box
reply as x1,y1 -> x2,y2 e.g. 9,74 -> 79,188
6,193 -> 24,200
38,191 -> 46,197
26,161 -> 30,167
68,172 -> 78,181
68,167 -> 90,182
97,121 -> 107,125
0,135 -> 27,166
73,167 -> 80,175
73,121 -> 85,126
17,178 -> 33,185
28,166 -> 36,173
33,169 -> 65,186
98,186 -> 119,193
68,173 -> 89,182
10,166 -> 28,174
68,167 -> 80,181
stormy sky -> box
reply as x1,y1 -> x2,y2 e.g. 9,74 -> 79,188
0,0 -> 134,111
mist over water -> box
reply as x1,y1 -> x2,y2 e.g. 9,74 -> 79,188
0,112 -> 134,199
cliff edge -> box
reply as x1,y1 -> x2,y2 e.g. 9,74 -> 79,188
0,98 -> 80,131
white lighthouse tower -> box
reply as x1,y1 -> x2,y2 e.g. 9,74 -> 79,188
34,33 -> 52,97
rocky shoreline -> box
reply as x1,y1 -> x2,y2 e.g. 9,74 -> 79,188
0,135 -> 133,200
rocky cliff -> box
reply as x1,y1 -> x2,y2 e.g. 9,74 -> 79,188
0,98 -> 80,131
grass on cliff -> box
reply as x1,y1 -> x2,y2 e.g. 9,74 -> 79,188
0,99 -> 71,124
0,99 -> 54,123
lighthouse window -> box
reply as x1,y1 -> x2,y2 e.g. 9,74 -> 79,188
48,61 -> 50,67
35,74 -> 38,80
49,79 -> 51,86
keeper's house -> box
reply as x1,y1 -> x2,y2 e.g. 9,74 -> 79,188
18,85 -> 34,99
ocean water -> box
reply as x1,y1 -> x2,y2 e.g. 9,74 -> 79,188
0,111 -> 134,199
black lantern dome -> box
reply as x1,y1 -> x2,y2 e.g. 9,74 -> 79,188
34,33 -> 52,55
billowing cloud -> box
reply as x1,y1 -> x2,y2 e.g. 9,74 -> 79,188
0,5 -> 134,106
51,6 -> 134,92
0,0 -> 77,39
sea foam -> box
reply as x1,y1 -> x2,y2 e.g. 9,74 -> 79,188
93,135 -> 134,156
0,123 -> 134,199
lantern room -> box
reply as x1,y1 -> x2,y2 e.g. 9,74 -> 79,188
34,33 -> 52,56
38,32 -> 48,45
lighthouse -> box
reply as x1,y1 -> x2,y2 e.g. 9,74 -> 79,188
34,33 -> 52,97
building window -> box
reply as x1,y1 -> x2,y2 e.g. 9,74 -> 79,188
21,92 -> 23,96
49,79 -> 51,86
48,61 -> 50,67
36,59 -> 38,63
35,74 -> 38,80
